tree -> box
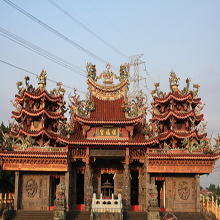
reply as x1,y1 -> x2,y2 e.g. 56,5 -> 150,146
208,183 -> 216,193
0,122 -> 15,193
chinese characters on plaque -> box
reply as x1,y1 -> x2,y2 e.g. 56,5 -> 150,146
97,127 -> 119,137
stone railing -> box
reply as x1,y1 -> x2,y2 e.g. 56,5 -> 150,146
91,193 -> 123,220
200,196 -> 220,220
0,193 -> 14,220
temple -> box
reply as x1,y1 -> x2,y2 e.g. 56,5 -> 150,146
0,64 -> 219,214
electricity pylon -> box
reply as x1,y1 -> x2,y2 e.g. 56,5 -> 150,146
129,54 -> 147,99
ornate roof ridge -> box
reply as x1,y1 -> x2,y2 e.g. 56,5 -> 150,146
88,77 -> 129,101
12,107 -> 64,120
0,150 -> 67,157
88,76 -> 129,92
147,152 -> 219,159
75,114 -> 142,124
13,127 -> 58,139
15,89 -> 63,103
151,110 -> 203,121
158,129 -> 204,141
153,91 -> 192,103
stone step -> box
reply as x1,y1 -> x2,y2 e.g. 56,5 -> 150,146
162,212 -> 206,220
11,210 -> 54,220
66,211 -> 91,220
11,210 -> 91,220
123,211 -> 148,220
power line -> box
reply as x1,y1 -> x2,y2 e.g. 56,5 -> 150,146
0,59 -> 85,94
85,0 -> 140,54
3,0 -> 119,71
0,27 -> 87,77
48,0 -> 129,60
84,0 -> 156,85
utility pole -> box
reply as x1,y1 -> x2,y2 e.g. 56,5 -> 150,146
129,54 -> 147,99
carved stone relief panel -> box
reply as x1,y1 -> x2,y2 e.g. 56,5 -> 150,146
21,173 -> 49,210
178,181 -> 190,200
116,170 -> 124,195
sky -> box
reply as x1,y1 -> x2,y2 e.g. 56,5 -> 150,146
0,0 -> 219,188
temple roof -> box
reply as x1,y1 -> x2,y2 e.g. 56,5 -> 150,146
15,88 -> 63,102
152,90 -> 201,104
151,110 -> 204,122
12,108 -> 64,120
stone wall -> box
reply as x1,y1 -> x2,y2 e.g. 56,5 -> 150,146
20,172 -> 65,210
165,175 -> 198,212
21,173 -> 50,210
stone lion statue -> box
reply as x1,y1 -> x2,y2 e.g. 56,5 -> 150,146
148,184 -> 158,207
55,182 -> 66,207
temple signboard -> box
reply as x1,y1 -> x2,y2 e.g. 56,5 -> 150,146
97,127 -> 118,137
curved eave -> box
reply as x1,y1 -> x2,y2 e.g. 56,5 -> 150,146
88,76 -> 129,92
57,135 -> 159,146
158,130 -> 206,141
151,110 -> 203,121
75,114 -> 143,125
148,152 -> 219,160
15,89 -> 63,102
13,128 -> 58,140
0,150 -> 67,158
12,108 -> 64,120
153,92 -> 192,103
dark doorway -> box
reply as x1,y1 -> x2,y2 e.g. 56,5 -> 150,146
76,173 -> 84,204
101,174 -> 114,198
50,175 -> 60,206
155,180 -> 164,208
131,171 -> 138,205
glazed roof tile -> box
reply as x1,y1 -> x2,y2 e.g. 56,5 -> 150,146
0,150 -> 67,158
15,88 -> 63,102
12,108 -> 64,120
158,130 -> 206,141
57,121 -> 158,146
151,110 -> 204,121
11,127 -> 58,139
75,96 -> 142,124
153,91 -> 201,103
148,152 -> 219,160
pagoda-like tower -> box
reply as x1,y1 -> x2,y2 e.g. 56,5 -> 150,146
9,70 -> 68,149
149,70 -> 206,151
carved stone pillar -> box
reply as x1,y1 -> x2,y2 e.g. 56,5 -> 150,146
14,171 -> 19,210
145,154 -> 150,209
84,163 -> 93,211
195,174 -> 200,212
123,164 -> 131,211
65,154 -> 71,211
139,154 -> 149,211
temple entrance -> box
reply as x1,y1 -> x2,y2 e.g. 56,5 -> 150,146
101,173 -> 114,199
76,172 -> 84,204
131,170 -> 139,206
49,175 -> 60,207
155,179 -> 165,209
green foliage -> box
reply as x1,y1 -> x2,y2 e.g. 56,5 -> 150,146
0,122 -> 10,144
208,183 -> 216,193
0,122 -> 15,193
0,169 -> 14,193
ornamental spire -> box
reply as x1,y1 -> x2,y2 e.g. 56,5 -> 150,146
169,70 -> 180,93
36,69 -> 47,90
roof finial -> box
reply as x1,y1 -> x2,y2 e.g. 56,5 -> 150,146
36,69 -> 47,90
169,69 -> 180,93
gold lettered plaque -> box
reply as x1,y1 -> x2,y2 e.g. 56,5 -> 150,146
97,127 -> 119,138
